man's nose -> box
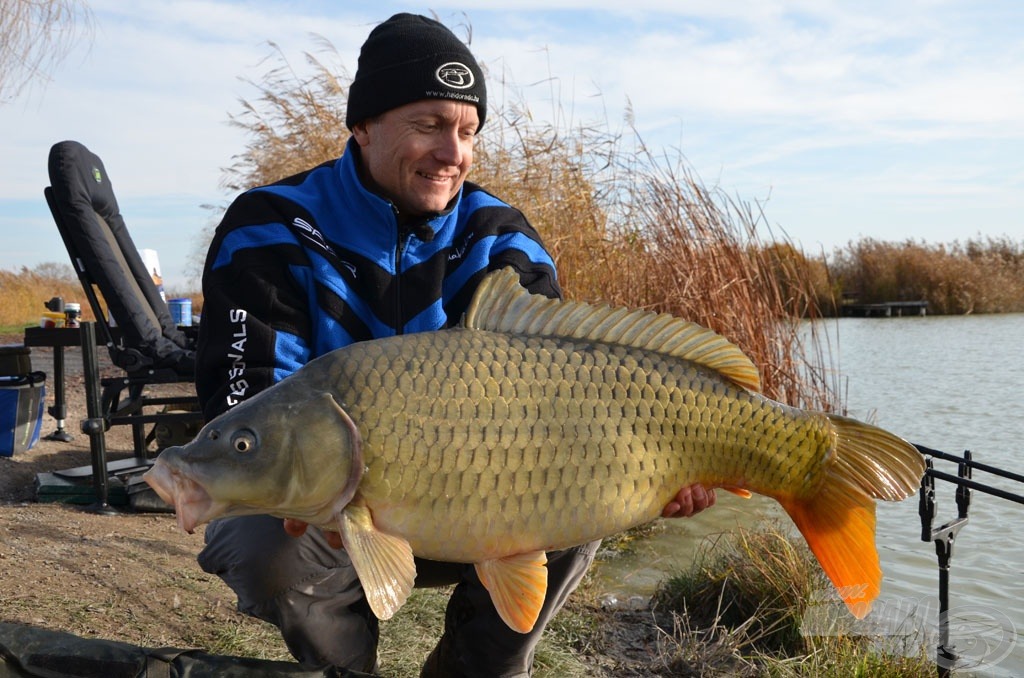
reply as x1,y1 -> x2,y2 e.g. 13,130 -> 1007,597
433,129 -> 464,166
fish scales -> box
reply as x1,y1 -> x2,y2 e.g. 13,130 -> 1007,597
145,268 -> 925,633
304,328 -> 830,562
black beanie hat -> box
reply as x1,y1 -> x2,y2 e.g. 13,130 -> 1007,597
346,13 -> 487,131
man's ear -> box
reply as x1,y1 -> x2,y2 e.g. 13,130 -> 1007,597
351,119 -> 371,147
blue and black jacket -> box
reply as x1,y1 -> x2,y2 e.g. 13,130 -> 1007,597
196,139 -> 559,420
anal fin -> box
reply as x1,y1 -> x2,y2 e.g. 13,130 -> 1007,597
475,551 -> 548,634
337,501 -> 416,622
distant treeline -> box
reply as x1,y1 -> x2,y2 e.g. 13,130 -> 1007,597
818,236 -> 1024,315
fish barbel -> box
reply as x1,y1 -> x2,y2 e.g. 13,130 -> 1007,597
145,268 -> 925,633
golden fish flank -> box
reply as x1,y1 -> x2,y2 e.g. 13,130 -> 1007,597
145,268 -> 926,634
348,333 -> 839,555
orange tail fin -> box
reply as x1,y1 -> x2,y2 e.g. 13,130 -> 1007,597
779,414 -> 924,619
779,481 -> 879,618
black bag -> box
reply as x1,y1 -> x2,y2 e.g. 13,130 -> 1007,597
0,622 -> 369,677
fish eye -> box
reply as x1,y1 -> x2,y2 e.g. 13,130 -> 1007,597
230,430 -> 257,453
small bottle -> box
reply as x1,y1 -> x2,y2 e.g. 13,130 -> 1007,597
65,302 -> 82,328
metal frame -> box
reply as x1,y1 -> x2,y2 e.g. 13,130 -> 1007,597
917,444 -> 1024,677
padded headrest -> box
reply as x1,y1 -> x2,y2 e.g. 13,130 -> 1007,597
47,140 -> 127,238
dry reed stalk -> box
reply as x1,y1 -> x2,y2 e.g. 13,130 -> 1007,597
589,140 -> 837,409
221,37 -> 351,194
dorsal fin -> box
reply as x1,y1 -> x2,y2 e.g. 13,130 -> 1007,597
464,268 -> 762,392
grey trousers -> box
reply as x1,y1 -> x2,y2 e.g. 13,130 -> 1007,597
198,514 -> 598,677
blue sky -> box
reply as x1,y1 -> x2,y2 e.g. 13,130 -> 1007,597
2,0 -> 1022,290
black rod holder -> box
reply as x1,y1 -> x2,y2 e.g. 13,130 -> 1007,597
915,443 -> 1024,485
917,445 -> 1022,677
924,468 -> 1024,505
919,451 -> 975,678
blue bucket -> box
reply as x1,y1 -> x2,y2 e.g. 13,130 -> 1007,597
168,298 -> 193,327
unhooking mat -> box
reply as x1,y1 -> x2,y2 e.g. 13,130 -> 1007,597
0,622 -> 371,677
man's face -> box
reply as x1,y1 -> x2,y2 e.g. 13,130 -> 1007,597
352,99 -> 479,217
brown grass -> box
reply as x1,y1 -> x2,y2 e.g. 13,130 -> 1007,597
0,264 -> 92,329
651,525 -> 934,677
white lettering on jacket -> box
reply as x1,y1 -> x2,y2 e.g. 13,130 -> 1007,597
225,308 -> 248,408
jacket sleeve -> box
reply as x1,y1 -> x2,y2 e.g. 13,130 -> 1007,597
469,184 -> 561,300
486,213 -> 562,301
194,193 -> 312,421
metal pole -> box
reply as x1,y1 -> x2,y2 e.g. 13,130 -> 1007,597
934,521 -> 964,677
920,452 -> 973,677
43,343 -> 73,442
80,321 -> 117,515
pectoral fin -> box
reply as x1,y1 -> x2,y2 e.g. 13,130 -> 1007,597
337,501 -> 416,622
475,551 -> 548,634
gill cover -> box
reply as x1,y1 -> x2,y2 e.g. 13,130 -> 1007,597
269,391 -> 364,520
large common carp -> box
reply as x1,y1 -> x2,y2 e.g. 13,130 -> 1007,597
145,268 -> 924,633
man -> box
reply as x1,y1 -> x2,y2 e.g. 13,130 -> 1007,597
195,13 -> 715,677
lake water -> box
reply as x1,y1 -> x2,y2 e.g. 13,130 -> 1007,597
594,313 -> 1024,676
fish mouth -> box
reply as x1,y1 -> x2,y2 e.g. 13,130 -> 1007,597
143,461 -> 224,534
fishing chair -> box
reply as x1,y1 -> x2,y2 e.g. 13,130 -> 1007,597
40,140 -> 203,487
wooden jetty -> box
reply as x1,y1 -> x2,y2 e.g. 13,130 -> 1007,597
841,300 -> 928,317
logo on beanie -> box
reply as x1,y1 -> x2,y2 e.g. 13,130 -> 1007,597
436,62 -> 475,90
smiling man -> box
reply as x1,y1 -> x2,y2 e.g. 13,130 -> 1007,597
194,13 -> 714,677
353,98 -> 478,218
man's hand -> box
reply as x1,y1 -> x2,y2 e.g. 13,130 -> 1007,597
661,483 -> 716,518
283,518 -> 344,549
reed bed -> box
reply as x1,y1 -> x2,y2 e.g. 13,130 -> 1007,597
828,236 -> 1024,314
0,263 -> 202,333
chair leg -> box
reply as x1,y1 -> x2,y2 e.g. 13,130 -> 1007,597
132,419 -> 148,457
79,322 -> 118,515
127,382 -> 150,457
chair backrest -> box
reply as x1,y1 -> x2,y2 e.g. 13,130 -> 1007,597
46,140 -> 192,372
